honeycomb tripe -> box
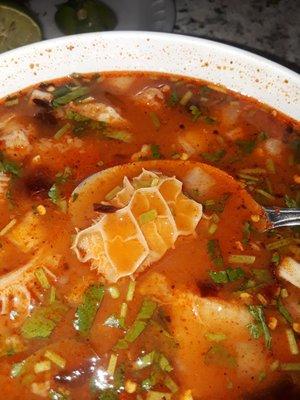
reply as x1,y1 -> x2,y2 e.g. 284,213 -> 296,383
72,169 -> 203,282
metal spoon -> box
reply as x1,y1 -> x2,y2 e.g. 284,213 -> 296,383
69,159 -> 300,231
264,207 -> 300,229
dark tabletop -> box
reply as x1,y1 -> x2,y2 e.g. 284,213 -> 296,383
174,0 -> 300,72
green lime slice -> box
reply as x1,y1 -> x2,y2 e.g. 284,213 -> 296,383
0,3 -> 42,53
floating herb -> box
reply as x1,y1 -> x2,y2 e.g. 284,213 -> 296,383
115,299 -> 157,349
207,239 -> 224,268
236,139 -> 256,155
276,297 -> 293,324
73,284 -> 105,335
189,105 -> 202,122
55,167 -> 72,184
204,116 -> 217,125
150,144 -> 161,159
209,267 -> 244,284
104,130 -> 132,143
54,123 -> 71,139
52,86 -> 89,107
0,152 -> 22,177
242,221 -> 252,245
285,194 -> 297,208
202,149 -> 226,163
248,305 -> 272,349
21,301 -> 67,339
203,193 -> 231,213
167,92 -> 179,107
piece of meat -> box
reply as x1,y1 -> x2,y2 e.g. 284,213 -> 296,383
139,272 -> 276,399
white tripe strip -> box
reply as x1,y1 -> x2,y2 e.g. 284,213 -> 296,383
278,257 -> 300,288
0,251 -> 60,324
1,129 -> 31,150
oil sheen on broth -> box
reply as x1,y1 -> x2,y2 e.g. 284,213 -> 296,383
0,72 -> 300,400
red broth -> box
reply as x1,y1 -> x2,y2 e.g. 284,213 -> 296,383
0,72 -> 299,400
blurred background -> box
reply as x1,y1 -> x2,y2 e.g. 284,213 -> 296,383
0,0 -> 299,71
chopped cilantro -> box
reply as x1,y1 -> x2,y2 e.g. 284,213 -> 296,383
167,91 -> 179,107
271,252 -> 280,265
66,110 -> 90,122
258,131 -> 269,141
55,167 -> 72,184
207,239 -> 224,267
204,116 -> 217,124
199,85 -> 212,95
209,267 -> 244,284
203,193 -> 231,213
236,139 -> 256,154
48,184 -> 61,204
49,389 -> 69,400
52,86 -> 89,107
285,194 -> 297,208
202,149 -> 226,163
276,297 -> 293,324
115,299 -> 157,349
248,305 -> 271,349
242,221 -> 252,244
209,270 -> 228,284
21,301 -> 67,339
189,105 -> 202,121
98,389 -> 118,400
74,284 -> 105,335
247,322 -> 262,340
150,144 -> 161,159
0,152 -> 22,177
104,130 -> 132,143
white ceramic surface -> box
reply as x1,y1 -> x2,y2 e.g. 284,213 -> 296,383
30,0 -> 176,37
0,31 -> 299,120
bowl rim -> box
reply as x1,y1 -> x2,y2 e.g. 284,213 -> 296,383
1,30 -> 299,80
0,31 -> 299,119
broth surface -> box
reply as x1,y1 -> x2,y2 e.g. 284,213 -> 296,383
0,72 -> 300,400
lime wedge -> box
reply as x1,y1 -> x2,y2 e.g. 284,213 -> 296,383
0,3 -> 42,52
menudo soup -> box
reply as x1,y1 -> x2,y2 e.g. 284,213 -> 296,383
0,72 -> 299,399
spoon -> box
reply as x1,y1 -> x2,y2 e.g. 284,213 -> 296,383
264,207 -> 300,229
68,160 -> 299,231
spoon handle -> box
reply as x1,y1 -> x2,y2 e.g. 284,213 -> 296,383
264,207 -> 300,228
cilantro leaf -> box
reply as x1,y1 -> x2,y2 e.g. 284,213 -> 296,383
284,194 -> 297,208
21,301 -> 67,339
150,144 -> 162,159
167,92 -> 179,107
52,86 -> 89,107
207,239 -> 224,268
48,184 -> 61,204
236,139 -> 256,155
0,152 -> 22,177
248,305 -> 272,349
189,105 -> 202,122
74,284 -> 105,335
202,149 -> 226,163
276,297 -> 293,324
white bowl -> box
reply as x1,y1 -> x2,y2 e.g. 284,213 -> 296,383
0,31 -> 299,119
